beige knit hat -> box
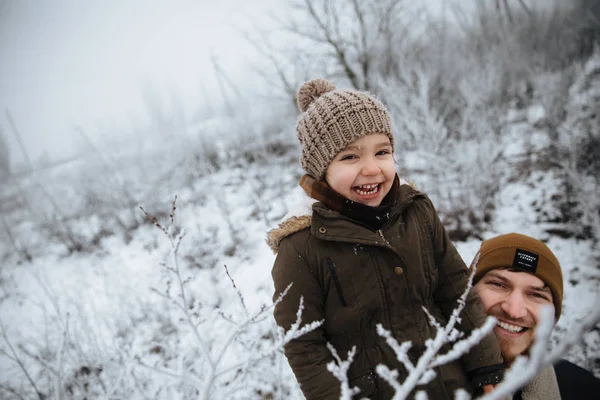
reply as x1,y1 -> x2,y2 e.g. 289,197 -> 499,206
471,233 -> 564,320
295,78 -> 393,179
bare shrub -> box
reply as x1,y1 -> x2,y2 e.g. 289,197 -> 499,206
377,66 -> 504,239
546,49 -> 600,240
134,199 -> 322,399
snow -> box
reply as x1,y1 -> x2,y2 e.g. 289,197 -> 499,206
1,131 -> 598,398
526,104 -> 546,126
1,42 -> 599,400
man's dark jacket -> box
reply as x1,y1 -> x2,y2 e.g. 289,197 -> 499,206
513,359 -> 600,400
555,359 -> 600,399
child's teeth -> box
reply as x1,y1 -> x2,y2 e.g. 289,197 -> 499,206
355,184 -> 379,195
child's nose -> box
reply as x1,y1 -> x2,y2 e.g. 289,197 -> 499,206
361,160 -> 380,176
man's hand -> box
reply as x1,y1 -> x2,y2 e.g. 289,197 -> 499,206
482,384 -> 495,393
482,384 -> 511,400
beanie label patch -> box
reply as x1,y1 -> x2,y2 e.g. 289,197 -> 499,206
513,248 -> 538,273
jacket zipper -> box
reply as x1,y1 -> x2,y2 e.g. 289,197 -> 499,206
327,258 -> 348,307
377,229 -> 410,285
377,229 -> 390,246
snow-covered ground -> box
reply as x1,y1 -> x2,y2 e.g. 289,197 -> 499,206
1,48 -> 599,399
0,121 -> 598,399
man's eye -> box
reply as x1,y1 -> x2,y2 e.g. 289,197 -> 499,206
488,281 -> 505,288
530,293 -> 550,301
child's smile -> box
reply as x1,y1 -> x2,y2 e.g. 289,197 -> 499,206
353,183 -> 383,201
325,133 -> 396,207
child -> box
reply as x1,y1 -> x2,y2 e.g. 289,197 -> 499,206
267,78 -> 503,400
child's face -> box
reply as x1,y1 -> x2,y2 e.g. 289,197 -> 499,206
325,133 -> 395,207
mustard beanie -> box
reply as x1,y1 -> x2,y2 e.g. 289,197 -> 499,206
471,233 -> 563,320
295,78 -> 393,179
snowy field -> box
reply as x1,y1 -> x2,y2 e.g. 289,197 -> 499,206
0,111 -> 598,398
1,2 -> 599,397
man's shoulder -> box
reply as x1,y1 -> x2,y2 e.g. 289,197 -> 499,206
554,359 -> 600,399
555,359 -> 599,381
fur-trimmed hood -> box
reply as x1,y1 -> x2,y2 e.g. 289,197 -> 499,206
266,179 -> 413,253
265,196 -> 315,254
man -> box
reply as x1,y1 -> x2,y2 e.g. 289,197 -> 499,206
471,233 -> 600,399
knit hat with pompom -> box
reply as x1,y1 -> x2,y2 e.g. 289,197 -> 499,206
295,78 -> 393,179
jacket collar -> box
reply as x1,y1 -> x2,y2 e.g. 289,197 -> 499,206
266,179 -> 419,253
519,365 -> 561,400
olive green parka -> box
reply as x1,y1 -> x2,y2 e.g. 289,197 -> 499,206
268,183 -> 503,400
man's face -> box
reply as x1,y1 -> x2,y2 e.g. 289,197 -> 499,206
473,269 -> 554,363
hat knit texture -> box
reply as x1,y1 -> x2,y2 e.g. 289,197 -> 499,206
295,78 -> 393,179
471,233 -> 564,320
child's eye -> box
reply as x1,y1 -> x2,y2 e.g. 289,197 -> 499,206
340,154 -> 357,161
376,149 -> 391,156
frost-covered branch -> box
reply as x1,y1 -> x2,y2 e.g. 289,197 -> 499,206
430,317 -> 497,369
54,312 -> 69,400
208,291 -> 323,397
137,358 -> 205,388
377,325 -> 415,374
223,264 -> 249,315
323,260 -> 497,400
477,305 -> 600,400
141,200 -> 323,399
375,265 -> 497,400
0,318 -> 45,400
326,344 -> 361,400
142,199 -> 215,373
320,258 -> 498,400
216,294 -> 324,379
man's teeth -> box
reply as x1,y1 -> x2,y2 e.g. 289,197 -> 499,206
355,184 -> 379,195
498,321 -> 524,333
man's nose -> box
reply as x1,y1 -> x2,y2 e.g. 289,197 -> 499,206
500,291 -> 528,319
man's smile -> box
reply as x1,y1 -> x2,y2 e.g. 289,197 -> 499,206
496,319 -> 528,335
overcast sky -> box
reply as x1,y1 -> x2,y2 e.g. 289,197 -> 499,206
0,0 -> 566,165
0,0 -> 282,164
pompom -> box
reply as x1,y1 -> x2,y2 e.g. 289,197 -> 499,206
297,78 -> 336,112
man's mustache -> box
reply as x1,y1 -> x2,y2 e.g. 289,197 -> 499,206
489,309 -> 533,328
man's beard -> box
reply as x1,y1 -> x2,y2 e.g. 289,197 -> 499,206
487,306 -> 536,364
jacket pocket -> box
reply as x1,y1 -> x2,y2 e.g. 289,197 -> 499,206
425,222 -> 440,297
426,222 -> 438,269
349,369 -> 378,398
327,258 -> 347,307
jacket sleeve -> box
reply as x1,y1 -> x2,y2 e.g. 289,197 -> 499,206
271,235 -> 341,400
425,197 -> 504,373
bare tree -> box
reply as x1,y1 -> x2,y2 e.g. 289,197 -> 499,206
0,125 -> 10,180
241,23 -> 314,107
243,0 -> 421,101
5,109 -> 32,172
278,0 -> 416,91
